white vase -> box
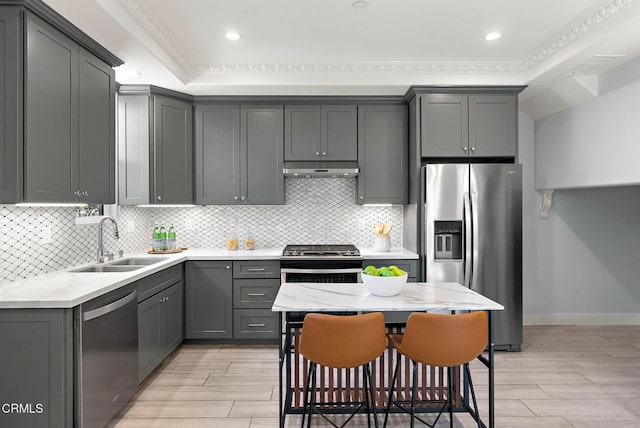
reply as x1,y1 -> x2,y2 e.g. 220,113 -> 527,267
372,235 -> 391,252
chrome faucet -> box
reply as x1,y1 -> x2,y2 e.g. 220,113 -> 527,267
97,216 -> 120,263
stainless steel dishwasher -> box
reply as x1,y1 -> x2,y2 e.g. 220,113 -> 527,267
74,284 -> 138,428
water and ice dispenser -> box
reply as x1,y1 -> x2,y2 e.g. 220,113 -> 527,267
434,221 -> 462,260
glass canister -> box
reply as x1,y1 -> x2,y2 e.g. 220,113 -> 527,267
244,232 -> 255,250
227,234 -> 239,250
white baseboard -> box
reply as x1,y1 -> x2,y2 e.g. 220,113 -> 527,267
524,312 -> 640,325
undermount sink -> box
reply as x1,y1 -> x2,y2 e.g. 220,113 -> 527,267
108,257 -> 169,266
70,265 -> 144,273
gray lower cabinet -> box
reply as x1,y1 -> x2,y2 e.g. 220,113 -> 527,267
232,261 -> 280,340
420,93 -> 516,158
0,309 -> 73,428
138,281 -> 183,382
194,104 -> 284,205
118,90 -> 193,205
284,104 -> 357,161
357,104 -> 408,204
184,261 -> 233,339
23,12 -> 115,204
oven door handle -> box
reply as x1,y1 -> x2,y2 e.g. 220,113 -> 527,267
280,268 -> 363,274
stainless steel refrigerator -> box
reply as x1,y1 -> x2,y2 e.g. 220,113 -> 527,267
421,163 -> 522,351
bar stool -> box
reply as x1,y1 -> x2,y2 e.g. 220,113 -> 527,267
383,311 -> 488,428
299,312 -> 387,428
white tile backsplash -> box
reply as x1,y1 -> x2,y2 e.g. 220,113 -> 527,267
0,178 -> 403,284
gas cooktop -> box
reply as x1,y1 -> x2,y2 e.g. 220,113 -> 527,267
282,244 -> 361,257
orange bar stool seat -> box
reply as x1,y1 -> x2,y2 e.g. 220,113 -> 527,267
299,312 -> 387,428
384,311 -> 488,428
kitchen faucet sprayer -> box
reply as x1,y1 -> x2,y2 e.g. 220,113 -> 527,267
97,216 -> 119,263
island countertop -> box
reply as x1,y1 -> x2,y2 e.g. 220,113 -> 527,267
272,281 -> 504,312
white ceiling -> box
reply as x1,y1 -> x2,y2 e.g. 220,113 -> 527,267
44,0 -> 640,119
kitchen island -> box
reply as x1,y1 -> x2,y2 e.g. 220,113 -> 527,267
272,281 -> 503,428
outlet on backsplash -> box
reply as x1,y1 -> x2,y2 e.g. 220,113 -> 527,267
184,218 -> 194,231
40,224 -> 52,244
126,220 -> 136,233
357,218 -> 367,231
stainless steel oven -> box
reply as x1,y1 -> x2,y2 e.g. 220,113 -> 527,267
280,245 -> 363,322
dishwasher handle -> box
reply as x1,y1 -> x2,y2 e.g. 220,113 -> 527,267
83,290 -> 137,322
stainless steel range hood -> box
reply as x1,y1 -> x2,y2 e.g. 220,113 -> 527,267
283,161 -> 359,178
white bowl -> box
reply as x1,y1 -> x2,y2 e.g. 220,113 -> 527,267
361,272 -> 407,297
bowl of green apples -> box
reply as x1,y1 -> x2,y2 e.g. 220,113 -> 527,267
361,265 -> 407,297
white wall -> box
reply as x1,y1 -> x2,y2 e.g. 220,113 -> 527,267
535,79 -> 640,190
520,112 -> 640,325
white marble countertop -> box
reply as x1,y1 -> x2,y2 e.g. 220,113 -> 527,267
359,247 -> 419,259
0,246 -> 418,309
272,282 -> 504,312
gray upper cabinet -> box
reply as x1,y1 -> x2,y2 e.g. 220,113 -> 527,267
0,8 -> 117,204
194,105 -> 241,204
468,95 -> 516,157
25,13 -> 78,203
78,48 -> 116,203
420,93 -> 516,158
284,104 -> 357,161
0,7 -> 22,203
194,104 -> 284,205
153,96 -> 193,204
357,104 -> 408,205
118,92 -> 193,205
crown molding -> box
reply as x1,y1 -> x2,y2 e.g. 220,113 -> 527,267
520,0 -> 636,72
117,0 -> 636,77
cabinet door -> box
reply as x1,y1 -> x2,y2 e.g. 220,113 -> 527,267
0,7 -> 22,204
160,282 -> 183,358
0,309 -> 73,427
24,13 -> 78,202
284,105 -> 321,160
154,96 -> 193,204
468,95 -> 516,157
322,105 -> 357,161
194,105 -> 241,204
78,48 -> 115,204
138,294 -> 162,382
420,94 -> 468,158
185,261 -> 233,339
241,105 -> 284,204
118,95 -> 150,205
357,105 -> 408,204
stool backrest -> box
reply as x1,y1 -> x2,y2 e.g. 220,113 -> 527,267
299,312 -> 386,368
399,312 -> 488,367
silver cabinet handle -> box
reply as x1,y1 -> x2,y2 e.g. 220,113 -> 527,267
157,196 -> 162,201
463,147 -> 468,151
234,196 -> 239,200
248,323 -> 266,328
247,268 -> 266,272
315,152 -> 320,156
247,293 -> 266,297
359,196 -> 364,200
470,147 -> 476,152
322,152 -> 327,156
83,190 -> 88,196
74,190 -> 81,196
225,265 -> 231,269
241,196 -> 245,200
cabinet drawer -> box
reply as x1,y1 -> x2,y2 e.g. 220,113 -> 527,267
233,309 -> 279,339
136,264 -> 183,302
365,259 -> 418,280
233,260 -> 280,278
234,278 -> 280,308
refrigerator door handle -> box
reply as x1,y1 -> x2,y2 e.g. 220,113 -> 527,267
463,192 -> 472,288
471,192 -> 479,291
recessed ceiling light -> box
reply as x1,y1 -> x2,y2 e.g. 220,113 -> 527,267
225,32 -> 241,41
485,32 -> 501,41
352,1 -> 367,10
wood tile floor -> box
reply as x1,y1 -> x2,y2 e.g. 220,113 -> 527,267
109,325 -> 640,427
